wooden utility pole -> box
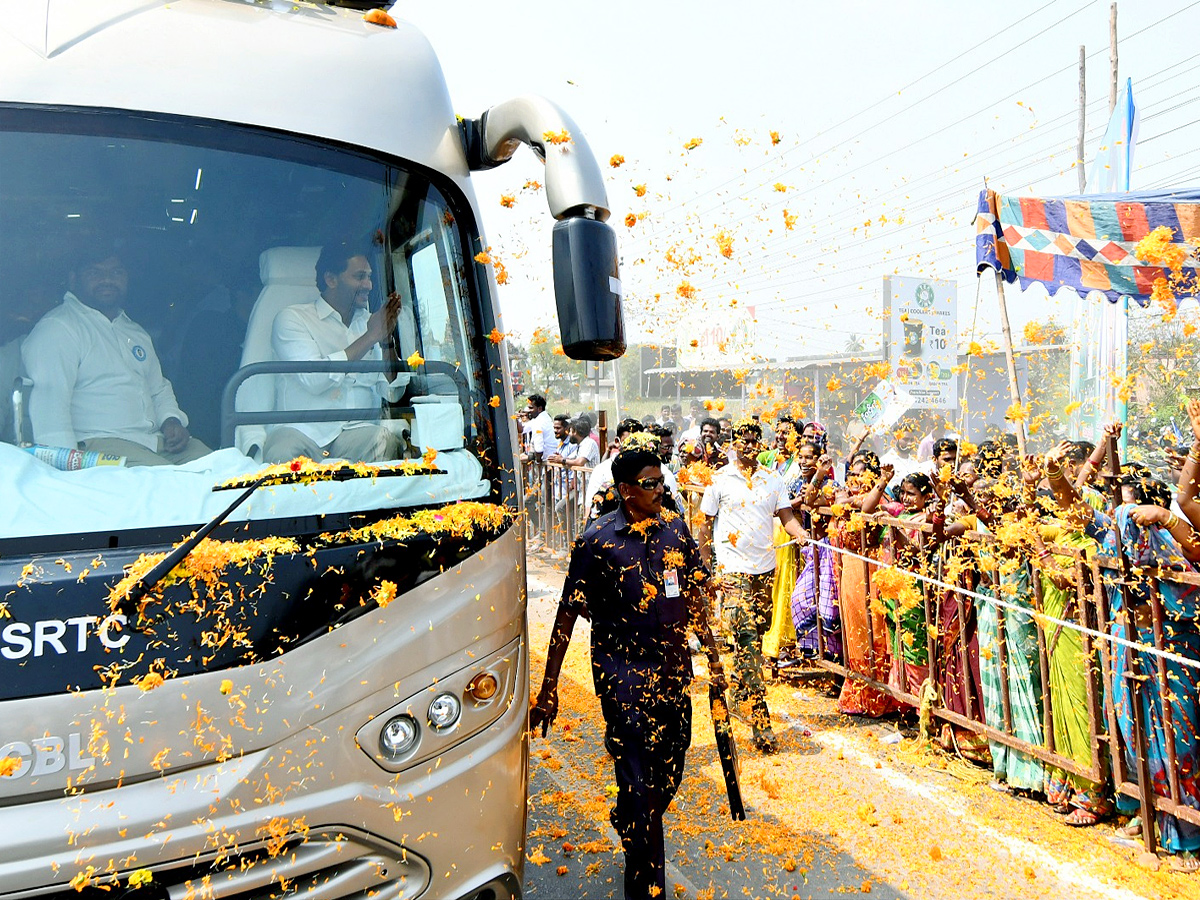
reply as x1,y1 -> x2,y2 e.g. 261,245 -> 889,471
1109,3 -> 1119,113
1077,45 -> 1087,193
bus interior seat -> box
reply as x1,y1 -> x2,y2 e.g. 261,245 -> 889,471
234,246 -> 321,458
408,394 -> 464,452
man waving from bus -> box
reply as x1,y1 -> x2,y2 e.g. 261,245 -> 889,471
530,447 -> 726,900
265,244 -> 406,464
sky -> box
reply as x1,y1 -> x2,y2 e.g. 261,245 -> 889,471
401,0 -> 1200,362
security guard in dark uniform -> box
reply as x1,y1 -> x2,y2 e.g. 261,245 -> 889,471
530,447 -> 727,900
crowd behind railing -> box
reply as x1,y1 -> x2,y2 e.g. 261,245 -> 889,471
519,394 -> 1200,871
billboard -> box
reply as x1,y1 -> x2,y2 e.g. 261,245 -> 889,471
676,308 -> 757,370
882,276 -> 958,410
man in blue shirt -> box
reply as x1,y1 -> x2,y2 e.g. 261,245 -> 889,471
530,448 -> 726,900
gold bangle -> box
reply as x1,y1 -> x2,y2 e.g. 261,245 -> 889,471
1166,512 -> 1180,529
1045,465 -> 1063,478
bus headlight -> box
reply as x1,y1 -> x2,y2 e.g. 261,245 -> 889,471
428,692 -> 462,730
380,715 -> 420,757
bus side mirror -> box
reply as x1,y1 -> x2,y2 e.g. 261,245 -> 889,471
552,217 -> 625,361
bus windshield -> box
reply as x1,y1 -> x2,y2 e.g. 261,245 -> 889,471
0,106 -> 499,544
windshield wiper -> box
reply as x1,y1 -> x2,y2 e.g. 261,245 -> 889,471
117,474 -> 271,621
119,462 -> 448,621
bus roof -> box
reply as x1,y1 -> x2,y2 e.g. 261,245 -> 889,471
0,0 -> 469,180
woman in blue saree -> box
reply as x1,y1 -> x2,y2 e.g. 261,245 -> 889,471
1101,499 -> 1200,869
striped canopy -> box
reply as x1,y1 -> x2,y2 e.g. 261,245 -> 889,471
975,187 -> 1200,305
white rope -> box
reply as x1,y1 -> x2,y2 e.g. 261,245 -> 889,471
776,535 -> 1200,672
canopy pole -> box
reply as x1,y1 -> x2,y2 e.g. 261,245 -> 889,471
994,270 -> 1027,457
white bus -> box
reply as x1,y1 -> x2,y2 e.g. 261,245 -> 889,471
0,2 -> 622,897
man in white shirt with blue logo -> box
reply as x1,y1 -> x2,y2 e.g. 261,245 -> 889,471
22,246 -> 209,466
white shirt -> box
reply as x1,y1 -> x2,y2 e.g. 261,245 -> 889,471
271,298 -> 399,447
525,410 -> 555,460
585,456 -> 679,511
700,463 -> 790,575
569,435 -> 600,468
881,449 -> 922,493
22,293 -> 187,452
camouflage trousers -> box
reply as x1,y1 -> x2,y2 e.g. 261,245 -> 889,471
719,569 -> 774,730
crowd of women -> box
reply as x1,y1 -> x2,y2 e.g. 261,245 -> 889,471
670,406 -> 1200,872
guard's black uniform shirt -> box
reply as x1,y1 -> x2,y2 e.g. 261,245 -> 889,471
561,505 -> 709,686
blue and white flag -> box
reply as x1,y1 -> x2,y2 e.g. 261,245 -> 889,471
1085,78 -> 1139,194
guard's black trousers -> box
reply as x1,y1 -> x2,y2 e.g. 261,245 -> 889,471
598,667 -> 692,900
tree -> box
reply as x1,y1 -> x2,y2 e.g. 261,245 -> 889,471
843,333 -> 866,353
1019,317 -> 1069,443
1126,310 -> 1200,433
523,326 -> 586,404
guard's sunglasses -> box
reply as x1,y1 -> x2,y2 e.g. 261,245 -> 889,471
634,476 -> 666,491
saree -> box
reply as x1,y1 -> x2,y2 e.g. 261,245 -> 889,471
1103,506 -> 1200,853
1040,529 -> 1110,814
788,468 -> 843,662
790,541 -> 842,661
934,540 -> 989,762
882,513 -> 930,696
763,520 -> 797,660
833,520 -> 899,717
976,555 -> 1046,790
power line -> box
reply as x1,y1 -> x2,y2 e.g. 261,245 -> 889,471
627,2 -> 1200,252
631,0 -> 1099,231
752,50 -> 1200,241
638,61 -> 1200,303
679,135 -> 1096,297
1142,116 -> 1200,144
630,5 -> 1200,337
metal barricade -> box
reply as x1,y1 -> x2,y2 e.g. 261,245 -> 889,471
522,459 -> 593,556
799,511 -> 1110,785
788,504 -> 1200,856
1093,555 -> 1200,852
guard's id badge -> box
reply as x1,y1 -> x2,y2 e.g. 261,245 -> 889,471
663,568 -> 680,598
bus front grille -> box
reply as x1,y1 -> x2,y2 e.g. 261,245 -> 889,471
10,831 -> 431,900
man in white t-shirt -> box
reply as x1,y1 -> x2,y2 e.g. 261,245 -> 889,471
553,417 -> 601,520
881,421 -> 921,495
520,393 -> 556,463
698,420 -> 805,753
